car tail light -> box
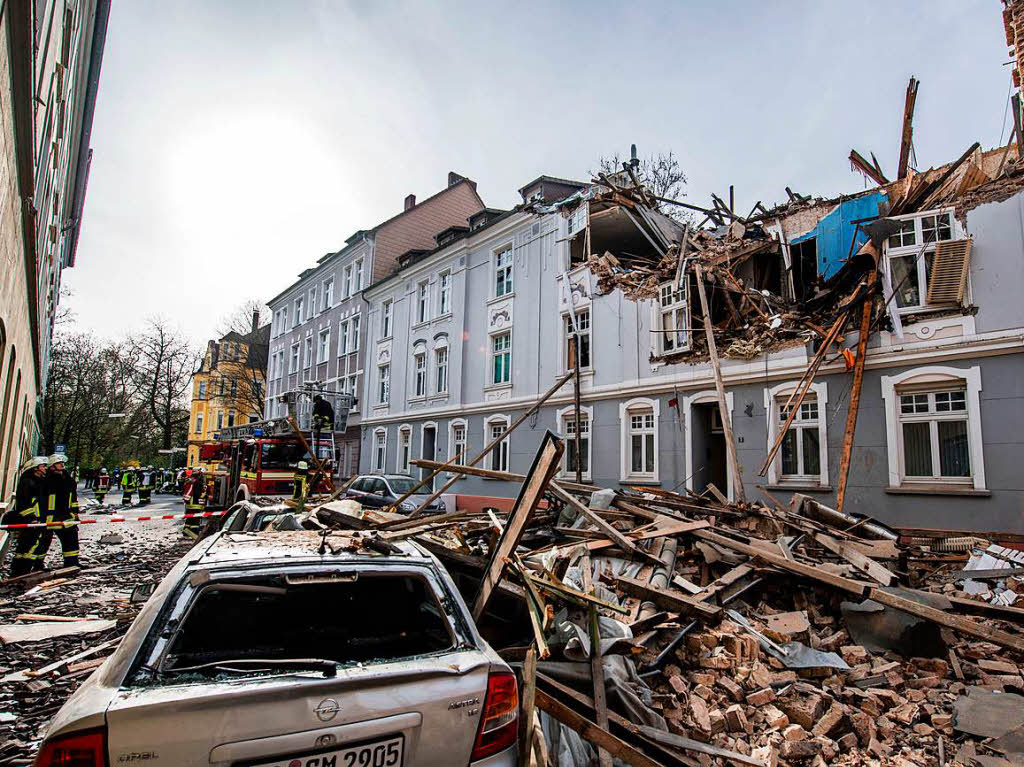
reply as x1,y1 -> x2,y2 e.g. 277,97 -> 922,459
470,670 -> 518,761
33,727 -> 108,767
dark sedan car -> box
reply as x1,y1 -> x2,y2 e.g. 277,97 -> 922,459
345,474 -> 446,514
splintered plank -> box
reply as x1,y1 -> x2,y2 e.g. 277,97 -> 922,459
607,574 -> 721,620
814,533 -> 896,586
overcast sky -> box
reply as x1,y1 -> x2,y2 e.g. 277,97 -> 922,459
65,0 -> 1010,342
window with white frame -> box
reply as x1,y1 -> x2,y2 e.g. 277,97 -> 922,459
622,401 -> 657,480
195,412 -> 204,434
560,409 -> 591,479
398,427 -> 412,474
438,271 -> 452,315
381,300 -> 393,338
373,429 -> 387,472
354,259 -> 364,292
350,315 -> 360,352
765,382 -> 829,487
338,320 -> 349,357
450,420 -> 467,465
344,265 -> 353,298
309,288 -> 317,316
881,366 -> 985,491
485,417 -> 509,472
198,380 -> 207,399
886,209 -> 959,311
295,296 -> 304,325
216,410 -> 224,430
317,329 -> 330,363
413,350 -> 426,397
565,310 -> 591,370
491,332 -> 511,385
347,373 -> 358,402
303,337 -> 313,369
283,306 -> 290,331
416,281 -> 429,324
322,278 -> 334,311
435,347 -> 448,393
494,244 -> 513,297
290,343 -> 300,373
658,283 -> 688,354
377,364 -> 390,404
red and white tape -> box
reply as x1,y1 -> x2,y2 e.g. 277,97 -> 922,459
0,510 -> 227,530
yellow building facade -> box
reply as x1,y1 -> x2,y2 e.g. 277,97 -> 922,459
186,318 -> 270,469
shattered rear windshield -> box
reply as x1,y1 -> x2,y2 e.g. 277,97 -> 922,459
158,573 -> 455,676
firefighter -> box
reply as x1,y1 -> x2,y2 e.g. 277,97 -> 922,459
121,467 -> 137,506
32,453 -> 81,570
182,467 -> 206,539
138,466 -> 154,505
94,467 -> 111,505
5,457 -> 49,577
312,394 -> 335,443
292,460 -> 309,511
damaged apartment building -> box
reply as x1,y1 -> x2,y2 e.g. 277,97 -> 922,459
358,129 -> 1024,534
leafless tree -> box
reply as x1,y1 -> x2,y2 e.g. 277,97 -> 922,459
131,318 -> 198,451
210,301 -> 271,420
594,149 -> 690,220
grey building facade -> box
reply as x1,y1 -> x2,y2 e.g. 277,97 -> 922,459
360,176 -> 1024,534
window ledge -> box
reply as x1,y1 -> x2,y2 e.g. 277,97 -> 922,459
767,483 -> 833,493
885,484 -> 990,497
483,383 -> 512,392
411,321 -> 429,331
621,478 -> 660,486
408,396 -> 427,404
428,393 -> 449,402
378,335 -> 393,344
488,292 -> 515,305
433,313 -> 453,323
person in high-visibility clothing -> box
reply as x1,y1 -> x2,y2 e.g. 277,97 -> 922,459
28,454 -> 80,570
5,457 -> 49,577
292,461 -> 309,512
138,466 -> 154,505
94,468 -> 110,506
121,467 -> 137,506
182,467 -> 207,540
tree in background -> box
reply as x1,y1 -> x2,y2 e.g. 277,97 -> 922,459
132,319 -> 198,452
214,300 -> 270,420
594,149 -> 689,219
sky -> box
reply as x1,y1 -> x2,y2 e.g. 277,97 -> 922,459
65,0 -> 1011,343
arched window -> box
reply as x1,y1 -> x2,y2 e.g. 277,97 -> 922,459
619,397 -> 660,482
764,381 -> 829,488
483,414 -> 511,472
1,369 -> 22,497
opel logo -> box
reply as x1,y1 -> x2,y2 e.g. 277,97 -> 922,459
314,698 -> 341,722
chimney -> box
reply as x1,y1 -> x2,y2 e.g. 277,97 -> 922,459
448,171 -> 464,187
251,309 -> 259,334
404,193 -> 416,211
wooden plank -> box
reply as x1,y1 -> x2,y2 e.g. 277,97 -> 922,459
868,587 -> 1024,653
526,573 -> 629,616
588,574 -> 613,767
693,563 -> 755,603
410,458 -> 597,494
849,149 -> 888,186
693,263 -> 745,502
897,77 -> 919,179
814,533 -> 896,586
548,481 -> 643,559
607,574 -> 721,620
635,725 -> 766,767
519,646 -> 537,763
0,566 -> 79,587
534,689 -> 664,767
472,434 -> 563,621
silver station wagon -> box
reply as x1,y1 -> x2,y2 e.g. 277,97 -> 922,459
34,531 -> 519,767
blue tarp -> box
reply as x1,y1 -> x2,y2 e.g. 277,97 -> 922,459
791,191 -> 888,279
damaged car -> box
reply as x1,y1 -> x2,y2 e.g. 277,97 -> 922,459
33,530 -> 519,766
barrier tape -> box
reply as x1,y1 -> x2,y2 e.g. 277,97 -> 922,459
0,510 -> 228,530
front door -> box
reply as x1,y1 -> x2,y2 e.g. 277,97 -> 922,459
421,426 -> 436,492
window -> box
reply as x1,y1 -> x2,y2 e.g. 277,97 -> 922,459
290,343 -> 300,373
283,306 -> 290,331
886,209 -> 959,312
377,364 -> 390,404
373,429 -> 387,472
381,300 -> 393,338
347,373 -> 358,402
494,245 -> 513,297
227,411 -> 235,428
435,347 -> 448,393
350,315 -> 360,352
219,377 -> 226,395
491,332 -> 511,385
413,351 -> 426,397
216,411 -> 224,430
417,281 -> 429,324
560,409 -> 591,479
195,412 -> 204,434
438,271 -> 451,315
450,420 -> 467,465
399,427 -> 412,474
354,259 -> 364,292
303,337 -> 313,369
779,398 -> 821,480
620,399 -> 658,481
198,381 -> 207,400
565,310 -> 591,370
338,321 -> 349,357
881,366 -> 985,490
295,296 -> 304,325
318,329 -> 330,363
658,283 -> 688,354
486,417 -> 509,472
229,378 -> 238,397
309,288 -> 317,316
322,278 -> 334,311
344,265 -> 353,298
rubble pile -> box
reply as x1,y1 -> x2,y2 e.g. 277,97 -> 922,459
0,528 -> 191,764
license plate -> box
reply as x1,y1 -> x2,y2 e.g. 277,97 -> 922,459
246,735 -> 404,767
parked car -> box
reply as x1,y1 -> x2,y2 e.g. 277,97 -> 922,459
219,500 -> 293,532
345,474 -> 446,514
33,530 -> 519,766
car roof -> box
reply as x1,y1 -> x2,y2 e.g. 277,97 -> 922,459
190,530 -> 432,568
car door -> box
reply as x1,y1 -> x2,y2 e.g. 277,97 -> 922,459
360,478 -> 389,508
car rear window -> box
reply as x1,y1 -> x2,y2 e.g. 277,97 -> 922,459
159,574 -> 455,675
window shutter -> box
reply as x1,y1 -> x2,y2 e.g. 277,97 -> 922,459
926,238 -> 972,305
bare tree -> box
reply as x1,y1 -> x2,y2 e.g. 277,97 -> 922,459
213,300 -> 270,420
594,149 -> 690,219
131,318 -> 198,451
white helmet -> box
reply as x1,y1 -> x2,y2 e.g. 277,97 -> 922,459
48,453 -> 69,467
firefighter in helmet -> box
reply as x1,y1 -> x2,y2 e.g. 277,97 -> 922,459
138,466 -> 154,505
182,467 -> 207,539
121,466 -> 137,506
34,453 -> 80,569
292,460 -> 309,512
5,456 -> 49,577
94,467 -> 111,506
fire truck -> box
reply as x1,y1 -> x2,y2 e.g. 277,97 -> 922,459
198,385 -> 355,509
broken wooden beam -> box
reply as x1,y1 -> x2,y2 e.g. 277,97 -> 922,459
605,574 -> 722,620
897,76 -> 919,179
